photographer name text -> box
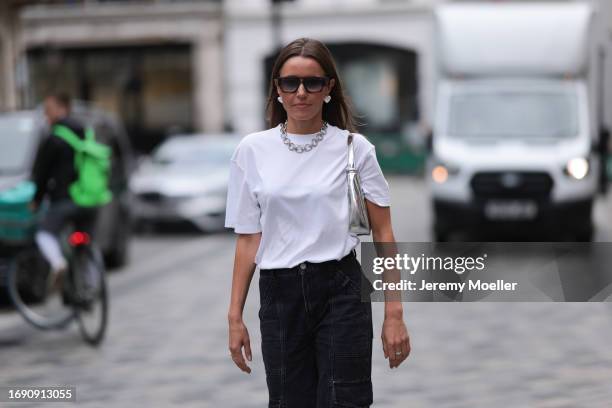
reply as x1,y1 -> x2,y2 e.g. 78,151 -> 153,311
372,279 -> 518,292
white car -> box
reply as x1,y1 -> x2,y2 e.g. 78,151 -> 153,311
130,134 -> 240,232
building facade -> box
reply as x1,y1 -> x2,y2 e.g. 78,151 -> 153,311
1,0 -> 610,157
2,0 -> 223,152
225,0 -> 439,147
0,1 -> 24,112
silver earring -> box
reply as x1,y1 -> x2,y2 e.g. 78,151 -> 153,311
324,95 -> 331,103
277,96 -> 283,103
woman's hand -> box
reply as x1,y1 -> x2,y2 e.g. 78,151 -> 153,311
228,316 -> 252,374
381,315 -> 411,369
227,233 -> 260,374
366,199 -> 411,368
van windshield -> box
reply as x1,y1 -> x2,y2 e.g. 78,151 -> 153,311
0,116 -> 39,175
448,91 -> 578,139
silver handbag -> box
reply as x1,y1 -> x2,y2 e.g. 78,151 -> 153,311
347,133 -> 371,235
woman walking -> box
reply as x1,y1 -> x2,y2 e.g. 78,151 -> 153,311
226,37 -> 410,407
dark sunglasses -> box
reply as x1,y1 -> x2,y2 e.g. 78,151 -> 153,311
275,76 -> 330,93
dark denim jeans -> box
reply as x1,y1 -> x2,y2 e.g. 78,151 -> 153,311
259,250 -> 374,408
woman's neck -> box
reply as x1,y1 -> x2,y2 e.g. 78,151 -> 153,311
285,117 -> 324,134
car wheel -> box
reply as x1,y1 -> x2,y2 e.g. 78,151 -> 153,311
104,223 -> 130,269
575,226 -> 593,242
433,224 -> 449,242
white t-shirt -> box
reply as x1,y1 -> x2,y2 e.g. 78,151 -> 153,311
224,123 -> 390,269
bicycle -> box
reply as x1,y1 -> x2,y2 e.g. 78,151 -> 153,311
6,225 -> 108,346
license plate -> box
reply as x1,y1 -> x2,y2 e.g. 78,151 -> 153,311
484,200 -> 538,220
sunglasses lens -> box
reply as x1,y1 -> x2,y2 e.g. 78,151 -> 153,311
304,77 -> 326,92
279,77 -> 300,92
277,76 -> 328,93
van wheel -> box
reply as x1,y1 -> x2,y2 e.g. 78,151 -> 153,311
433,225 -> 449,242
575,226 -> 593,242
105,244 -> 127,269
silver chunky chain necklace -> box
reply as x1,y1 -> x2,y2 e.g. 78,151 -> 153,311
280,120 -> 328,153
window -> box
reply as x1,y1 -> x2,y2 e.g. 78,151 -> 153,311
449,91 -> 578,139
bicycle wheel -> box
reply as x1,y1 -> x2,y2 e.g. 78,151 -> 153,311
7,248 -> 75,330
71,245 -> 108,346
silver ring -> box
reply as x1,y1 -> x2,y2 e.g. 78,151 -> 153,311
395,351 -> 402,356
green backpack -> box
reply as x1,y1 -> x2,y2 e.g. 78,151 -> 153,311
53,124 -> 113,207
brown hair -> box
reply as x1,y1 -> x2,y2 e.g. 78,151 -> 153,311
46,92 -> 72,112
265,38 -> 358,132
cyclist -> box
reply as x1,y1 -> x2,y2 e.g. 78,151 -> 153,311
30,93 -> 99,290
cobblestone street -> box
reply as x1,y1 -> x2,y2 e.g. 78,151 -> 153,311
2,176 -> 612,407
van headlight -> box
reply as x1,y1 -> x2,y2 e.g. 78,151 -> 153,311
564,157 -> 589,180
431,160 -> 460,184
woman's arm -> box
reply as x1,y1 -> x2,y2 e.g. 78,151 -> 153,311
228,232 -> 262,374
366,200 -> 411,369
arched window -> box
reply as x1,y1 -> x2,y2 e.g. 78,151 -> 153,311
327,43 -> 419,135
263,43 -> 418,133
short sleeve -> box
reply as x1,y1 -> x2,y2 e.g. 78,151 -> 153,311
358,145 -> 391,207
225,158 -> 262,233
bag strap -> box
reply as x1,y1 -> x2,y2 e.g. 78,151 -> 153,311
347,133 -> 356,171
53,124 -> 84,151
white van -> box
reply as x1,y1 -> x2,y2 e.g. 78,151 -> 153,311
429,2 -> 609,241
